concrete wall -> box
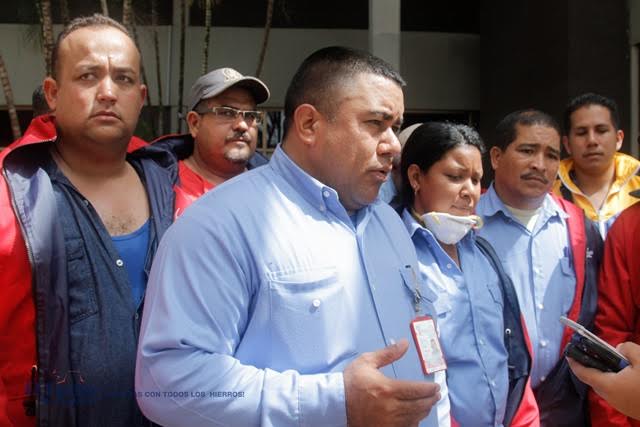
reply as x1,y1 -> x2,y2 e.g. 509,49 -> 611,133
0,24 -> 480,116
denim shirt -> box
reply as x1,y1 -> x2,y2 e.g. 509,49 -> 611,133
41,152 -> 168,426
137,145 -> 450,427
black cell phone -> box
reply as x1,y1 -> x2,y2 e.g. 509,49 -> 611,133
561,316 -> 630,373
565,341 -> 614,372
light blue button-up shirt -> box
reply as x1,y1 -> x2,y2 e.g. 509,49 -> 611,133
477,185 -> 576,388
378,175 -> 398,203
403,209 -> 508,427
136,145 -> 450,427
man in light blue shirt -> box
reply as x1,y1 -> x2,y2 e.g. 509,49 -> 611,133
136,46 -> 449,427
476,109 -> 602,426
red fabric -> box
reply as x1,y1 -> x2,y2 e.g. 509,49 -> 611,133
0,121 -> 40,427
173,160 -> 216,218
510,376 -> 540,427
590,203 -> 640,427
508,315 -> 540,426
551,195 -> 587,354
0,116 -> 149,427
127,136 -> 148,152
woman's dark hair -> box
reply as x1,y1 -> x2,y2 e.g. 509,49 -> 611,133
399,122 -> 485,208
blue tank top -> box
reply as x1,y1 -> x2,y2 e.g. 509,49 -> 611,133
112,219 -> 151,308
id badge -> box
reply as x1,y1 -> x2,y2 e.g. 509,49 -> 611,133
410,316 -> 447,375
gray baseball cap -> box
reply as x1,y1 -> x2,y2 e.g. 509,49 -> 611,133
187,67 -> 270,111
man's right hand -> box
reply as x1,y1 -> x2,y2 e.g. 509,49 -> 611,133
344,339 -> 441,427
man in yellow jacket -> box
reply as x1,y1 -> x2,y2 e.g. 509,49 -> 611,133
553,92 -> 640,237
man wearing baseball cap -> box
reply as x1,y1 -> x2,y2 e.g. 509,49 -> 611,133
153,67 -> 270,215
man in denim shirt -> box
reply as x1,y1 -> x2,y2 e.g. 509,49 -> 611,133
137,46 -> 449,427
0,14 -> 176,426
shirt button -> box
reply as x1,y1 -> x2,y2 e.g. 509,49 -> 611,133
134,313 -> 139,320
540,340 -> 548,348
479,339 -> 485,346
322,190 -> 330,198
446,263 -> 452,269
312,299 -> 321,308
490,380 -> 496,387
83,199 -> 89,206
116,259 -> 124,267
540,376 -> 546,382
319,205 -> 326,212
537,303 -> 544,310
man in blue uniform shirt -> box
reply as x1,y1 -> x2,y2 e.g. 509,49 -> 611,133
477,109 -> 602,426
136,46 -> 449,427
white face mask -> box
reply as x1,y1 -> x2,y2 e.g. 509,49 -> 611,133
417,211 -> 483,245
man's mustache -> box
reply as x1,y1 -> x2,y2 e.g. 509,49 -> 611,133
521,172 -> 549,184
226,132 -> 252,143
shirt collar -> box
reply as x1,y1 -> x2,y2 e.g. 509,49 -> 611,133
269,144 -> 364,223
478,183 -> 568,222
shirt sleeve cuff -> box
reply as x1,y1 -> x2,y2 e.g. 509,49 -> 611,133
298,372 -> 346,427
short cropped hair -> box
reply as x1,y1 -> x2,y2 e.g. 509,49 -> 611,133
563,92 -> 621,133
51,14 -> 136,79
283,46 -> 405,136
400,122 -> 485,208
493,109 -> 561,151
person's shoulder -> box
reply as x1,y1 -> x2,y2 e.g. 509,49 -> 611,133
476,188 -> 500,217
183,165 -> 275,215
611,201 -> 640,232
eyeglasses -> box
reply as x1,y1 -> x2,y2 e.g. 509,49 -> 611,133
195,106 -> 264,125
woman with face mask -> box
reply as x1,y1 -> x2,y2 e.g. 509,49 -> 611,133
398,122 -> 539,427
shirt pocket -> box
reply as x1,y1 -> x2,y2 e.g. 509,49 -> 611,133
66,238 -> 99,324
560,256 -> 575,277
431,294 -> 452,320
266,267 -> 349,371
486,280 -> 504,310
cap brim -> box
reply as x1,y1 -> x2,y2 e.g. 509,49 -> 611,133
630,189 -> 640,198
200,77 -> 270,106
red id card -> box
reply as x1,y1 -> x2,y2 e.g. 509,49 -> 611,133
410,316 -> 447,375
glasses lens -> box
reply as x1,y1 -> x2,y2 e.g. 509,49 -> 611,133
216,107 -> 239,120
244,111 -> 263,124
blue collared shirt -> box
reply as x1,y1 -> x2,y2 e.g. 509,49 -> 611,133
136,145 -> 450,427
403,209 -> 508,427
476,185 -> 576,388
378,176 -> 398,203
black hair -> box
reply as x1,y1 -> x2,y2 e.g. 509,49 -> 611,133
31,84 -> 50,117
283,46 -> 405,137
493,109 -> 561,151
563,92 -> 620,134
400,122 -> 485,208
51,14 -> 137,79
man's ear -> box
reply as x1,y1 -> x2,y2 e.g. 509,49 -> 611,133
43,77 -> 58,112
139,84 -> 148,112
489,146 -> 502,171
292,104 -> 323,147
615,129 -> 624,151
186,111 -> 201,139
562,135 -> 572,156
